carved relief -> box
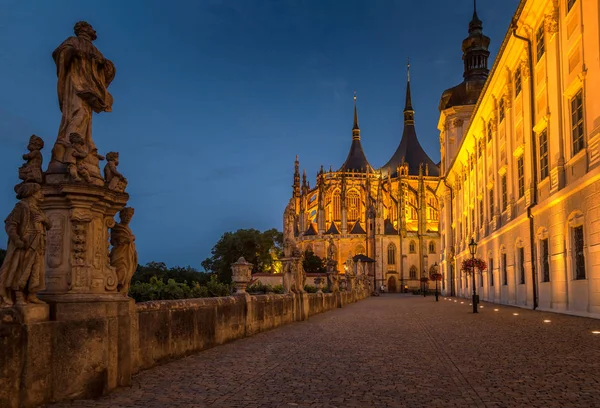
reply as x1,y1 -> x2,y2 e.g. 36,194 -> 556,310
454,118 -> 464,128
68,210 -> 92,290
545,11 -> 559,34
521,58 -> 530,79
46,214 -> 65,268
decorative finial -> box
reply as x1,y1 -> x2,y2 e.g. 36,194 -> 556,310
352,90 -> 360,134
407,57 -> 411,82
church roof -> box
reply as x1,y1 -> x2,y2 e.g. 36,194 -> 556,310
338,94 -> 374,173
349,220 -> 366,234
325,221 -> 341,235
352,254 -> 375,263
304,223 -> 318,236
381,75 -> 440,178
384,219 -> 399,235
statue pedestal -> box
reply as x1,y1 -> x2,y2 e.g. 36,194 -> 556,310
39,182 -> 128,296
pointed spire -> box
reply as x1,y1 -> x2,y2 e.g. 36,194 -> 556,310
352,91 -> 360,140
293,155 -> 300,197
403,60 -> 415,125
469,0 -> 482,32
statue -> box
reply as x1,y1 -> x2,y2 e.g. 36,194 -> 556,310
18,135 -> 44,184
0,183 -> 52,306
327,236 -> 336,261
49,21 -> 116,176
110,207 -> 138,294
104,152 -> 128,192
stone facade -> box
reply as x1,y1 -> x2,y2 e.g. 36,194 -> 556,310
437,0 -> 600,317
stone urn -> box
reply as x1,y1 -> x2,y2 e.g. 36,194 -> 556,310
314,276 -> 324,293
231,257 -> 252,294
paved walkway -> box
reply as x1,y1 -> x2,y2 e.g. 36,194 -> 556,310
49,295 -> 600,408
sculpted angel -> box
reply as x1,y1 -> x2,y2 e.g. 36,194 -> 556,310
110,208 -> 138,294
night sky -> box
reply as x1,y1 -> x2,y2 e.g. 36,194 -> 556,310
0,0 -> 520,269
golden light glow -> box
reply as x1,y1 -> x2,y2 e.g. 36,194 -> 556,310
513,313 -> 519,316
543,320 -> 551,323
592,331 -> 600,334
494,309 -> 499,312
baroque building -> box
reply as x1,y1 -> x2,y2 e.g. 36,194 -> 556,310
288,75 -> 441,292
437,0 -> 600,317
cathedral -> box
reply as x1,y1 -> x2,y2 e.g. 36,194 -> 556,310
288,72 -> 441,293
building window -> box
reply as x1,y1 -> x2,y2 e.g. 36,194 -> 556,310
517,156 -> 525,199
536,25 -> 545,62
501,175 -> 508,211
333,192 -> 341,221
489,188 -> 494,217
573,225 -> 585,280
471,209 -> 475,233
489,258 -> 494,286
487,121 -> 493,142
409,266 -> 417,279
519,247 -> 525,284
539,130 -> 549,180
387,243 -> 396,265
571,90 -> 584,155
541,238 -> 550,282
502,253 -> 508,285
428,241 -> 435,254
514,67 -> 522,97
409,241 -> 416,253
499,98 -> 505,122
479,200 -> 484,227
347,190 -> 361,222
567,0 -> 576,13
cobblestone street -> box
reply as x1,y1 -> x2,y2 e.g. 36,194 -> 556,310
50,295 -> 600,408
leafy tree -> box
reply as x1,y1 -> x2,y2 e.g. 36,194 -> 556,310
0,248 -> 5,266
132,262 -> 211,285
302,250 -> 326,273
201,228 -> 283,283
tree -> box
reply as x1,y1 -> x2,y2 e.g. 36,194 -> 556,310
132,262 -> 211,285
0,248 -> 5,266
302,250 -> 326,273
202,228 -> 283,283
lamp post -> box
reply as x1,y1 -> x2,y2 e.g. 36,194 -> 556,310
433,262 -> 439,302
468,238 -> 478,314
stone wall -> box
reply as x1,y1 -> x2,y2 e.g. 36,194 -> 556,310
0,288 -> 369,408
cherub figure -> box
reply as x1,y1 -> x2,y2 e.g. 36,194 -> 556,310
18,135 -> 44,183
64,133 -> 91,182
104,152 -> 128,192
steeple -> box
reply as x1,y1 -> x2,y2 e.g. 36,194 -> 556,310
462,0 -> 490,81
404,60 -> 414,125
293,155 -> 300,197
352,91 -> 360,140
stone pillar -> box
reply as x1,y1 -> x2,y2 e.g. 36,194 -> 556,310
231,257 -> 252,294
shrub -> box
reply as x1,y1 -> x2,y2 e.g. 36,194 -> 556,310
128,275 -> 227,302
304,285 -> 318,293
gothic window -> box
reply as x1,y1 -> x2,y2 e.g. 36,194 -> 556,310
571,90 -> 584,155
471,209 -> 475,233
499,98 -> 505,123
501,175 -> 508,211
487,121 -> 493,142
409,266 -> 417,279
333,191 -> 341,221
355,245 -> 365,256
517,156 -> 525,199
567,0 -> 576,13
514,67 -> 522,97
502,252 -> 508,285
536,25 -> 545,62
347,190 -> 361,222
573,225 -> 585,280
409,241 -> 416,253
387,243 -> 396,265
519,246 -> 525,284
541,238 -> 550,282
428,241 -> 435,254
489,258 -> 494,286
539,130 -> 549,180
489,188 -> 494,217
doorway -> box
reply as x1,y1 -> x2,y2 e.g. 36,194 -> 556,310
387,276 -> 397,293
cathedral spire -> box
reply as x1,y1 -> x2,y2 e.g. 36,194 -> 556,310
293,155 -> 300,197
404,61 -> 414,124
352,91 -> 360,140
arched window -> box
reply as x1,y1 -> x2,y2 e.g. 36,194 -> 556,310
428,241 -> 436,254
347,190 -> 361,222
333,191 -> 341,221
355,245 -> 365,256
387,243 -> 396,265
409,266 -> 417,279
409,241 -> 416,253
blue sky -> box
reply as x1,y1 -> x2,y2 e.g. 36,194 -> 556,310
0,0 -> 520,268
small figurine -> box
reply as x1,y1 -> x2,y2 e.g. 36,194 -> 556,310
104,151 -> 128,192
110,207 -> 138,294
18,135 -> 44,184
64,133 -> 91,182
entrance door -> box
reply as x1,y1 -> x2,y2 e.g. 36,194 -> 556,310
387,276 -> 397,293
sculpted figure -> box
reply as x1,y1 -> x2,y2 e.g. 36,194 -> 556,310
0,183 -> 52,306
64,133 -> 92,182
50,21 -> 115,171
18,135 -> 44,184
110,207 -> 138,294
104,152 -> 128,192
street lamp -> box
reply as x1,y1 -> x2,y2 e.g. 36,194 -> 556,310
468,238 -> 478,314
433,262 -> 439,302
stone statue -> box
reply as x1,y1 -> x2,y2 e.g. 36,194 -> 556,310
110,207 -> 138,294
49,21 -> 116,179
104,152 -> 128,192
18,135 -> 44,184
0,183 -> 52,306
327,236 -> 335,261
65,132 -> 103,182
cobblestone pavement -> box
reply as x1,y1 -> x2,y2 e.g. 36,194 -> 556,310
49,295 -> 600,408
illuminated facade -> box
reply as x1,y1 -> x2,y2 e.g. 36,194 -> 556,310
437,0 -> 600,317
289,79 -> 441,292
